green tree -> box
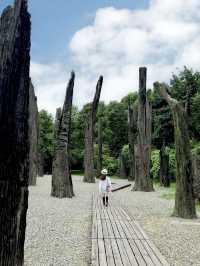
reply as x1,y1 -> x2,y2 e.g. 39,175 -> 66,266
38,110 -> 54,173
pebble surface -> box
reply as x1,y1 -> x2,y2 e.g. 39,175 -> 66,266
25,175 -> 96,266
25,176 -> 200,266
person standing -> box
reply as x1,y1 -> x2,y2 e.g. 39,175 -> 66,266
99,169 -> 112,206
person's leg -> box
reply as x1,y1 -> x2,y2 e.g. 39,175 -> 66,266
105,196 -> 108,206
102,196 -> 105,206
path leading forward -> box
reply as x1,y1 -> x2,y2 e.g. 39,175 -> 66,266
91,195 -> 169,266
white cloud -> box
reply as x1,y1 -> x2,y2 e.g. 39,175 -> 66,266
31,0 -> 200,114
69,0 -> 200,102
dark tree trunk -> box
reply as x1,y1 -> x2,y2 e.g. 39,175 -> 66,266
159,142 -> 170,187
29,80 -> 38,186
154,82 -> 196,219
0,1 -> 31,265
38,152 -> 44,177
83,76 -> 103,183
119,153 -> 128,178
51,72 -> 75,198
192,157 -> 200,201
97,118 -> 103,178
128,103 -> 138,181
133,67 -> 153,191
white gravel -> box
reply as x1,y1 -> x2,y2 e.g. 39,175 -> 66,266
25,176 -> 200,266
25,175 -> 96,266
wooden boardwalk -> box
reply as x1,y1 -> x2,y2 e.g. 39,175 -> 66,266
91,194 -> 169,266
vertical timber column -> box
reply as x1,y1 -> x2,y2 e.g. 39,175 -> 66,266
51,72 -> 75,198
133,67 -> 153,191
83,76 -> 103,183
0,0 -> 31,265
154,82 -> 196,218
97,118 -> 103,178
29,80 -> 39,186
128,103 -> 138,181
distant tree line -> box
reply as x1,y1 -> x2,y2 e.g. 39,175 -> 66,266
38,67 -> 200,180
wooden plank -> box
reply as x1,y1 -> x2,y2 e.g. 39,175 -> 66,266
110,206 -> 138,265
118,208 -> 156,265
104,208 -> 123,266
108,207 -> 132,265
98,238 -> 108,266
118,205 -> 169,265
128,240 -> 147,266
99,205 -> 115,266
92,195 -> 169,266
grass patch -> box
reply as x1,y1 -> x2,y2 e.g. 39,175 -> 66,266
160,193 -> 175,200
71,170 -> 84,176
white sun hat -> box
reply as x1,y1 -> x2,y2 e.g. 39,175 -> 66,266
101,169 -> 108,175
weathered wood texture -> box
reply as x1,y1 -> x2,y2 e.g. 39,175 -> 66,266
91,194 -> 169,266
84,76 -> 103,183
0,0 -> 31,265
154,82 -> 196,218
51,72 -> 75,198
128,103 -> 138,181
38,151 -> 44,177
133,68 -> 153,191
119,153 -> 128,178
192,157 -> 200,200
159,143 -> 170,187
29,80 -> 38,186
97,118 -> 103,178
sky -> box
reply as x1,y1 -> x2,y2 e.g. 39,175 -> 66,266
1,0 -> 200,115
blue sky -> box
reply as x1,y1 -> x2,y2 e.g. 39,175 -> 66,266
1,0 -> 148,63
1,0 -> 200,114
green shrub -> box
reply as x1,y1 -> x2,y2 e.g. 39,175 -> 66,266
102,154 -> 118,176
192,142 -> 200,160
150,148 -> 176,180
151,149 -> 160,179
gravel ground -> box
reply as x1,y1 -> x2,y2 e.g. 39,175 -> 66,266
25,175 -> 96,266
25,176 -> 200,266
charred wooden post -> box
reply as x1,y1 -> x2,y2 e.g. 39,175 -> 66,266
119,153 -> 128,178
51,72 -> 75,198
154,82 -> 196,218
38,152 -> 44,177
133,67 -> 153,191
83,76 -> 103,183
0,0 -> 31,264
159,142 -> 170,187
97,118 -> 103,178
128,102 -> 138,181
29,80 -> 39,186
192,157 -> 200,201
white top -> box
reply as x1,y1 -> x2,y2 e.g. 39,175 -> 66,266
99,177 -> 112,193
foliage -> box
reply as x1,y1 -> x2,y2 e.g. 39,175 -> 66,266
151,90 -> 174,148
151,149 -> 160,179
150,148 -> 176,180
121,145 -> 130,171
192,142 -> 200,160
192,93 -> 200,139
167,147 -> 176,179
170,66 -> 200,101
95,144 -> 119,176
38,110 -> 54,173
